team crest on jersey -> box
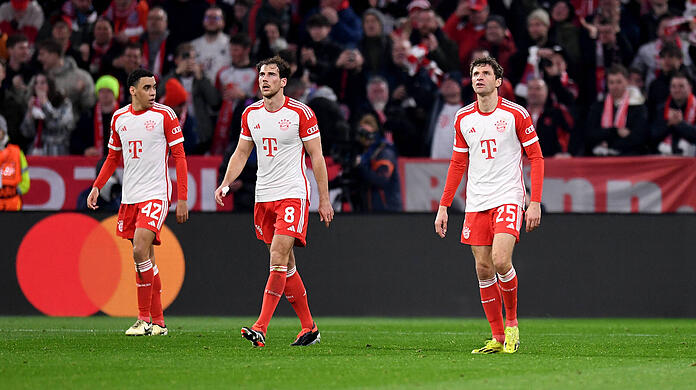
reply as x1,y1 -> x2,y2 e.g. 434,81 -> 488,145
495,120 -> 507,133
144,120 -> 156,131
463,226 -> 471,239
278,119 -> 291,131
118,219 -> 124,232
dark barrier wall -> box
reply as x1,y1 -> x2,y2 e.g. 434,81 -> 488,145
2,213 -> 695,317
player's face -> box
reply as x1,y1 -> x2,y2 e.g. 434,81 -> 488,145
130,76 -> 157,109
258,64 -> 286,98
471,64 -> 501,97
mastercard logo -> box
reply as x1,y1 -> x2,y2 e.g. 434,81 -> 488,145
16,213 -> 185,317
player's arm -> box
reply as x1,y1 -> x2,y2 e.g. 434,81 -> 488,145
88,124 -> 122,210
304,136 -> 334,227
517,116 -> 545,232
214,137 -> 254,206
435,117 -> 469,238
170,142 -> 189,223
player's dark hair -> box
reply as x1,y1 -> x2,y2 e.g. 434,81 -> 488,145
37,39 -> 62,56
470,56 -> 504,80
256,55 -> 291,79
127,68 -> 154,88
607,64 -> 629,79
230,33 -> 251,49
7,33 -> 28,49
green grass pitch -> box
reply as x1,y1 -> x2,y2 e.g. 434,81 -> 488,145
1,317 -> 694,389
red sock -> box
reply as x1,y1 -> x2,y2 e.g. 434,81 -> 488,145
284,268 -> 314,330
253,266 -> 287,334
479,276 -> 504,343
150,266 -> 165,327
498,266 -> 518,328
135,259 -> 154,322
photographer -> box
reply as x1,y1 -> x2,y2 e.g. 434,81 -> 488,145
352,114 -> 401,212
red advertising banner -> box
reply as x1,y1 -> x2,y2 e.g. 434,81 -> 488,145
21,156 -> 696,213
400,157 -> 696,213
23,156 -> 231,211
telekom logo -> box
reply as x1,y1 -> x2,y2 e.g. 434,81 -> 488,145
481,139 -> 497,159
128,140 -> 143,159
262,137 -> 278,157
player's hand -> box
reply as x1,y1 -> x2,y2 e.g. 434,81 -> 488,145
434,205 -> 448,238
318,199 -> 334,227
525,201 -> 542,232
87,187 -> 99,210
214,184 -> 230,206
176,200 -> 189,223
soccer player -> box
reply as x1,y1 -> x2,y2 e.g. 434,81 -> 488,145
87,68 -> 189,336
434,56 -> 544,354
214,55 -> 334,347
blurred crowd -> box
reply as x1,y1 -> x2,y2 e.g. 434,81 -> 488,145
1,0 -> 696,211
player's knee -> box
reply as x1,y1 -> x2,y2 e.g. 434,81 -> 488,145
132,246 -> 149,262
491,254 -> 512,274
475,263 -> 495,279
269,249 -> 290,266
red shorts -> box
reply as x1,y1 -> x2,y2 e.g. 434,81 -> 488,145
117,199 -> 169,245
461,204 -> 523,246
254,198 -> 309,247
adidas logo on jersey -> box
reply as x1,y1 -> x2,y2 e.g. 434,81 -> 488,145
507,223 -> 515,229
468,127 -> 476,134
254,123 -> 261,130
149,221 -> 157,227
287,226 -> 296,232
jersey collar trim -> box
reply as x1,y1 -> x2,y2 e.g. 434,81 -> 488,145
474,96 -> 502,117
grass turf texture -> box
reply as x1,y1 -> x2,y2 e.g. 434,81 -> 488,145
1,317 -> 694,389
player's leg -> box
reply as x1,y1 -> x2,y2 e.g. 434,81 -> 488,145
149,245 -> 168,335
285,249 -> 320,346
471,245 -> 505,353
126,228 -> 156,336
491,233 -> 519,353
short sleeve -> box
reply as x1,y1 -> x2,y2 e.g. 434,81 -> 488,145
163,111 -> 184,147
299,107 -> 320,141
515,111 -> 539,147
240,109 -> 252,141
453,115 -> 469,153
108,114 -> 122,151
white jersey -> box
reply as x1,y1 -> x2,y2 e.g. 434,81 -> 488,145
108,103 -> 184,204
215,64 -> 258,97
453,97 -> 539,212
240,97 -> 320,202
192,33 -> 231,82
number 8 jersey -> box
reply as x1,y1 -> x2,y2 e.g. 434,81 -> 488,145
240,96 -> 320,203
108,103 -> 184,204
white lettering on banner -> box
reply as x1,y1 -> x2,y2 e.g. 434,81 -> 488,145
24,167 -> 65,210
403,161 -> 466,211
606,181 -> 662,212
543,178 -> 595,212
200,168 -> 218,211
73,167 -> 95,181
169,169 -> 197,212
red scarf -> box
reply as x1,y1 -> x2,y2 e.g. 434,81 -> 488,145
211,87 -> 235,156
601,91 -> 630,129
142,38 -> 167,77
664,94 -> 696,124
94,102 -> 119,157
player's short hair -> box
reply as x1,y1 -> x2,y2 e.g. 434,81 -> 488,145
127,68 -> 154,88
469,56 -> 504,80
256,55 -> 291,79
230,33 -> 251,49
607,64 -> 629,79
37,39 -> 62,56
7,33 -> 28,49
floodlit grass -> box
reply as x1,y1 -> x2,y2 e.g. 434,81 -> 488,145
1,317 -> 694,389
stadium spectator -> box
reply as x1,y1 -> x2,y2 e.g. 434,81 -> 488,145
585,0 -> 640,50
161,77 -> 198,154
298,13 -> 342,86
540,45 -> 579,108
525,78 -> 575,156
326,48 -> 368,119
311,0 -> 362,49
0,59 -> 30,152
215,55 -> 333,348
102,41 -> 143,104
20,73 -> 74,156
56,0 -> 99,47
139,6 -> 175,80
253,19 -> 288,61
88,68 -> 189,337
102,0 -> 148,44
163,0 -> 209,50
0,0 -> 44,46
435,56 -> 544,355
476,15 -> 516,73
645,41 -> 694,122
213,33 -> 257,155
510,9 -> 556,100
586,65 -> 649,156
548,0 -> 581,72
248,0 -> 291,46
358,8 -> 392,78
159,42 -> 221,154
221,0 -> 251,37
70,75 -> 119,157
409,8 -> 460,73
192,6 -> 231,83
632,15 -> 692,88
443,0 -> 489,67
353,114 -> 402,212
2,34 -> 35,91
0,114 -> 30,211
651,72 -> 696,156
638,0 -> 678,46
49,16 -> 87,70
306,83 -> 351,158
428,72 -> 463,159
36,38 -> 95,120
85,18 -> 122,77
